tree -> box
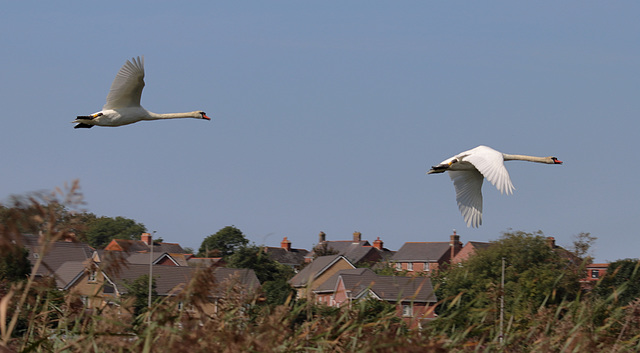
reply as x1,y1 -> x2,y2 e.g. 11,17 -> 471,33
85,216 -> 147,248
198,226 -> 248,258
0,245 -> 31,294
571,232 -> 597,260
593,258 -> 640,306
123,274 -> 157,318
432,230 -> 582,332
226,244 -> 296,305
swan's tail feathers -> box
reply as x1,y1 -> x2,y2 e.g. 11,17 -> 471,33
74,123 -> 93,129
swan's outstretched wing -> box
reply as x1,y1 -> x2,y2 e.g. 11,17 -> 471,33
449,170 -> 484,228
103,56 -> 145,110
463,146 -> 514,195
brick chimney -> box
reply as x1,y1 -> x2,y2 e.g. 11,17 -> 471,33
449,230 -> 462,259
319,231 -> 326,243
141,233 -> 152,245
546,237 -> 556,249
281,237 -> 292,251
373,237 -> 383,250
353,231 -> 362,243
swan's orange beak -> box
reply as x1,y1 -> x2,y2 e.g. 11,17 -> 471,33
202,114 -> 211,120
553,158 -> 563,164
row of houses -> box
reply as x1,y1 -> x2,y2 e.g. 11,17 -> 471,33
21,234 -> 259,317
17,230 -> 607,327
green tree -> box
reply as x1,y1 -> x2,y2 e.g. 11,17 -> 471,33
593,258 -> 640,306
0,245 -> 31,293
432,230 -> 582,331
226,244 -> 296,305
198,226 -> 248,258
123,274 -> 157,318
86,216 -> 147,248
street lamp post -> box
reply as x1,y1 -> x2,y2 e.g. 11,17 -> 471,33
148,230 -> 156,309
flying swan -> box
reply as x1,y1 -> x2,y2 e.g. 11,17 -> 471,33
73,56 -> 210,128
427,145 -> 562,227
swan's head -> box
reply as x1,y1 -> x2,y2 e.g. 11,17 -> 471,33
550,157 -> 562,164
198,111 -> 211,120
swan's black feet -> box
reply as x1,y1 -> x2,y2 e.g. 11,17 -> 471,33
74,123 -> 93,129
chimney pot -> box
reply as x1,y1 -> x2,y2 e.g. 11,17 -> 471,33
141,233 -> 152,246
373,237 -> 383,250
281,237 -> 292,251
319,231 -> 326,243
546,237 -> 556,248
449,231 -> 462,259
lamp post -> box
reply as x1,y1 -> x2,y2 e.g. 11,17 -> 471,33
148,230 -> 156,309
499,257 -> 505,344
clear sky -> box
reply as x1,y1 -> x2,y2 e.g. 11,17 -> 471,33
1,2 -> 638,263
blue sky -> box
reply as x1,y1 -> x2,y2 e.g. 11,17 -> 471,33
1,2 -> 638,262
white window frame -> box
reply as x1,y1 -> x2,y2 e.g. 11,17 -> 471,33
402,304 -> 413,317
88,270 -> 97,282
395,262 -> 402,271
407,262 -> 413,271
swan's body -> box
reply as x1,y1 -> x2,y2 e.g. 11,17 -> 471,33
427,145 -> 562,227
73,56 -> 210,128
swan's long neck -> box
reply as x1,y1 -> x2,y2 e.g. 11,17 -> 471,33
502,153 -> 555,164
146,111 -> 200,120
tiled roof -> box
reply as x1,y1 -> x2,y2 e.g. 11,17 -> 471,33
310,241 -> 392,264
313,268 -> 376,293
102,264 -> 260,297
264,247 -> 309,266
54,261 -> 88,288
391,242 -> 451,262
187,257 -> 224,267
107,239 -> 187,254
22,235 -> 94,276
289,255 -> 353,287
468,241 -> 491,251
363,276 -> 437,303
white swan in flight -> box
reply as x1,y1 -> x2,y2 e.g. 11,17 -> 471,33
427,145 -> 562,227
73,56 -> 210,128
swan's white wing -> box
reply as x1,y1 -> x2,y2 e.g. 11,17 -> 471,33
448,170 -> 484,228
103,56 -> 145,110
463,146 -> 514,195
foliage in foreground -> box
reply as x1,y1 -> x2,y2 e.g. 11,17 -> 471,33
3,182 -> 640,352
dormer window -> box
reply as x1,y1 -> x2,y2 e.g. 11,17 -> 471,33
88,270 -> 97,282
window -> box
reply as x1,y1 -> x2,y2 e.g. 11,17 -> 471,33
407,263 -> 413,271
88,270 -> 97,282
424,262 -> 430,272
395,262 -> 402,271
402,304 -> 413,317
591,270 -> 599,279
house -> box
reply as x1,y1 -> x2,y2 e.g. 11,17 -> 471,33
289,255 -> 355,298
21,234 -> 94,285
391,231 -> 462,274
64,263 -> 260,315
312,268 -> 438,328
581,263 -> 609,291
263,237 -> 309,271
307,231 -> 393,266
452,241 -> 491,264
104,233 -> 187,254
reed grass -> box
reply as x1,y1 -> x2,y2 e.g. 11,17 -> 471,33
2,183 -> 640,352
